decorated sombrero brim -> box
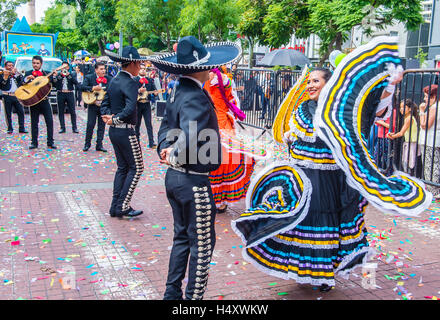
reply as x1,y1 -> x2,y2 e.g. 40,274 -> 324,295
314,36 -> 432,216
149,42 -> 241,75
105,47 -> 149,63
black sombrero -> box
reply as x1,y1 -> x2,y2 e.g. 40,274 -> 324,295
105,46 -> 149,63
148,36 -> 241,75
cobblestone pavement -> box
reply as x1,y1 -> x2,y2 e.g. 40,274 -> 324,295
1,108 -> 440,300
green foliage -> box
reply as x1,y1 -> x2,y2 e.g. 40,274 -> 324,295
179,0 -> 240,42
415,47 -> 428,66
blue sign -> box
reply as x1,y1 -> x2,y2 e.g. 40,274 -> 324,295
4,32 -> 54,57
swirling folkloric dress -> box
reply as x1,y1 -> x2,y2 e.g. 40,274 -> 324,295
232,36 -> 432,287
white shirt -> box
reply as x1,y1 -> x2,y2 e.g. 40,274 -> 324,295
5,76 -> 19,93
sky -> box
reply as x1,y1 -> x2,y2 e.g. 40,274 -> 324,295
16,0 -> 55,24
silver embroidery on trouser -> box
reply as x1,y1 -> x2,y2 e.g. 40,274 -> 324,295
191,185 -> 214,300
121,135 -> 144,211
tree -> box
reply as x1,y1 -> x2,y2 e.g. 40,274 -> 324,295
257,0 -> 424,65
262,0 -> 310,49
178,0 -> 240,42
0,0 -> 29,30
30,3 -> 85,53
236,0 -> 267,67
115,0 -> 183,52
76,0 -> 118,55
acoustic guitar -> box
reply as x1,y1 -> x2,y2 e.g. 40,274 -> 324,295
15,66 -> 67,107
82,89 -> 106,106
137,88 -> 165,102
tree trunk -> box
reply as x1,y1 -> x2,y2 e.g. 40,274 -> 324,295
165,22 -> 171,52
128,36 -> 134,46
318,32 -> 343,67
248,38 -> 254,68
98,38 -> 106,56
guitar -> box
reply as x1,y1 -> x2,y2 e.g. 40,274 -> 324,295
82,89 -> 106,106
15,66 -> 67,107
137,88 -> 165,102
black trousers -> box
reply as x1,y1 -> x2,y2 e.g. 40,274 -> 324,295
30,99 -> 54,146
57,92 -> 77,131
164,168 -> 216,300
108,126 -> 144,213
75,88 -> 82,106
2,95 -> 25,132
136,101 -> 155,146
84,104 -> 105,148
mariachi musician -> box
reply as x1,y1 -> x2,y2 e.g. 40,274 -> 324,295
0,61 -> 27,134
133,63 -> 157,148
22,55 -> 56,150
81,61 -> 112,152
52,61 -> 79,133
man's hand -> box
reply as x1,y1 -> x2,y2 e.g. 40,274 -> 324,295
92,85 -> 102,91
2,69 -> 10,80
159,147 -> 173,165
139,87 -> 146,93
101,114 -> 114,125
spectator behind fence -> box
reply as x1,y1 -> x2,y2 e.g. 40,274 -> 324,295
387,99 -> 422,177
374,118 -> 390,170
418,84 -> 440,197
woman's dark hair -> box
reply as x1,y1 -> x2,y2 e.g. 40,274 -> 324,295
423,84 -> 438,99
311,67 -> 332,83
402,98 -> 419,125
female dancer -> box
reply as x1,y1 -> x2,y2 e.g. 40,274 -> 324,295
232,38 -> 432,292
204,68 -> 255,213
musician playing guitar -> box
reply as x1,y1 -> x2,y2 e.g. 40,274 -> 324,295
133,64 -> 157,148
80,61 -> 113,152
0,61 -> 27,134
22,55 -> 56,150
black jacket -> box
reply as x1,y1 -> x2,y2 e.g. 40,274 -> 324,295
100,71 -> 138,125
23,69 -> 53,84
133,76 -> 156,102
81,73 -> 112,93
52,72 -> 79,91
0,73 -> 24,92
157,77 -> 221,173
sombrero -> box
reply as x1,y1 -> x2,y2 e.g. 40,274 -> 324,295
105,46 -> 149,63
148,36 -> 241,75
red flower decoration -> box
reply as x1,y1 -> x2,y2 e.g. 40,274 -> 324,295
32,70 -> 43,77
96,77 -> 107,84
139,77 -> 148,84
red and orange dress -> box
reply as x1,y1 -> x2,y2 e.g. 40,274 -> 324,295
204,70 -> 255,209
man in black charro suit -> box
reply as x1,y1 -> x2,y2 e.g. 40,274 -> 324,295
81,62 -> 112,152
151,36 -> 240,300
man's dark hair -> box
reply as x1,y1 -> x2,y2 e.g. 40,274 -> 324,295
32,55 -> 43,63
95,61 -> 106,69
62,61 -> 69,66
5,61 -> 14,67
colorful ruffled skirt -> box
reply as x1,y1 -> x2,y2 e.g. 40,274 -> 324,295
209,149 -> 256,208
232,163 -> 375,286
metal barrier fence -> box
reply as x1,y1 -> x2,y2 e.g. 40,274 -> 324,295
233,68 -> 301,129
371,69 -> 440,189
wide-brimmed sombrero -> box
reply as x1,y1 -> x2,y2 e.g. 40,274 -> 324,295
105,46 -> 149,63
148,36 -> 241,75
